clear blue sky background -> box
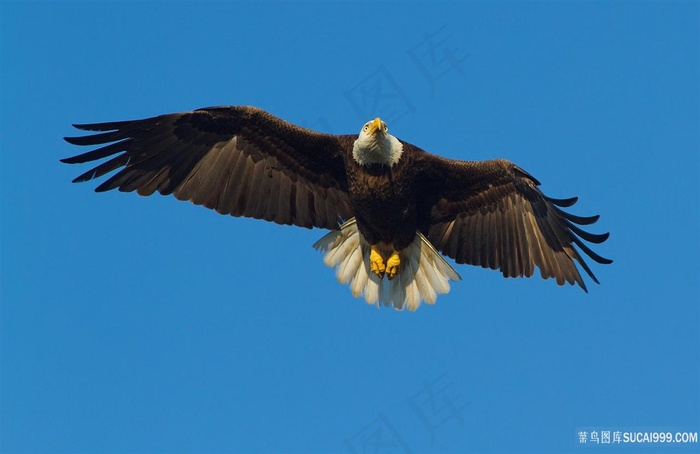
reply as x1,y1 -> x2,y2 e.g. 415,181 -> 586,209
2,1 -> 698,453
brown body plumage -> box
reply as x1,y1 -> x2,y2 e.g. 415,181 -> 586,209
62,106 -> 611,309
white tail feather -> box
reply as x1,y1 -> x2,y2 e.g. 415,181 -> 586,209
313,218 -> 462,311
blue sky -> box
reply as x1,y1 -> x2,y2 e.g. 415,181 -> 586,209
1,1 -> 698,453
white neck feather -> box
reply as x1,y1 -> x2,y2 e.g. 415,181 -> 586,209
352,134 -> 403,167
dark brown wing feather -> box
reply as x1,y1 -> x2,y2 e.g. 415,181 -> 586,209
62,106 -> 356,229
418,155 -> 611,291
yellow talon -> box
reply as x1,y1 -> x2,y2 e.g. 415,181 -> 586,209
370,246 -> 386,278
386,251 -> 401,280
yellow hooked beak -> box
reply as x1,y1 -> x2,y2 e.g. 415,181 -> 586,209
367,117 -> 383,135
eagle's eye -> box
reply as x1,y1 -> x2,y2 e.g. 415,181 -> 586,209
383,124 -> 388,133
363,124 -> 369,132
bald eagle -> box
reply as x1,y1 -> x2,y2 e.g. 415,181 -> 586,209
62,106 -> 611,310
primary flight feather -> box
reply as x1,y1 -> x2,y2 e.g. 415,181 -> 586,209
62,106 -> 611,310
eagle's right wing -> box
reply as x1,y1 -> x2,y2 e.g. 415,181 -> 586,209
62,106 -> 356,230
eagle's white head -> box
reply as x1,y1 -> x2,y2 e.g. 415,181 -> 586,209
352,117 -> 404,167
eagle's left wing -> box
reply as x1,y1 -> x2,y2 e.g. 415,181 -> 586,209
417,154 -> 612,291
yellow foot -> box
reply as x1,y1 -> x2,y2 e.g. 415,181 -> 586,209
370,245 -> 386,278
386,251 -> 401,280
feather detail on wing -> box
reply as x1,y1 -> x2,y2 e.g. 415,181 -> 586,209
422,156 -> 611,291
61,106 -> 355,229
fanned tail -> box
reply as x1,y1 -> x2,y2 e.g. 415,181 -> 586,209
312,218 -> 461,311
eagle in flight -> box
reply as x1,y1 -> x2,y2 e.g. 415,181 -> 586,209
62,106 -> 611,310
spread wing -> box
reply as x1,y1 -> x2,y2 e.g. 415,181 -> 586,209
62,106 -> 355,230
420,155 -> 611,291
